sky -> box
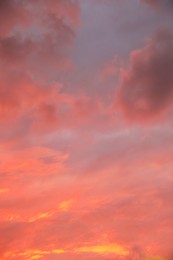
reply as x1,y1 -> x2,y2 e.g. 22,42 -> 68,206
0,0 -> 173,259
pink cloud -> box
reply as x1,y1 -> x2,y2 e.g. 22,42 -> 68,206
0,0 -> 79,78
0,0 -> 79,37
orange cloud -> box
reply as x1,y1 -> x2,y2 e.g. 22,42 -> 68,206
3,243 -> 129,260
4,248 -> 65,260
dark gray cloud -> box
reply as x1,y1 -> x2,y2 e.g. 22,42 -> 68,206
117,29 -> 173,123
143,0 -> 173,11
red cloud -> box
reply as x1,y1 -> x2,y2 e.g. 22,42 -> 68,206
117,29 -> 173,123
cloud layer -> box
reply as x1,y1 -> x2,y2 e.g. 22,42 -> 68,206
0,1 -> 173,260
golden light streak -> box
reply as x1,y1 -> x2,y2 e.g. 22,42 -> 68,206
28,199 -> 75,223
0,188 -> 9,194
58,199 -> 74,212
52,249 -> 65,254
30,256 -> 42,260
4,248 -> 65,259
75,243 -> 129,256
29,200 -> 75,223
18,250 -> 48,259
29,212 -> 52,222
3,243 -> 129,259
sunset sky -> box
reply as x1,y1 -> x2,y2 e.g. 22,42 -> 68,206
0,0 -> 173,259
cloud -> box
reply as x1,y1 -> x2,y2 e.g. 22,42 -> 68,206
1,130 -> 172,259
143,0 -> 173,11
117,29 -> 173,124
0,0 -> 79,76
0,0 -> 79,37
37,0 -> 80,25
0,0 -> 90,138
0,0 -> 30,37
0,0 -> 111,138
0,8 -> 76,75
